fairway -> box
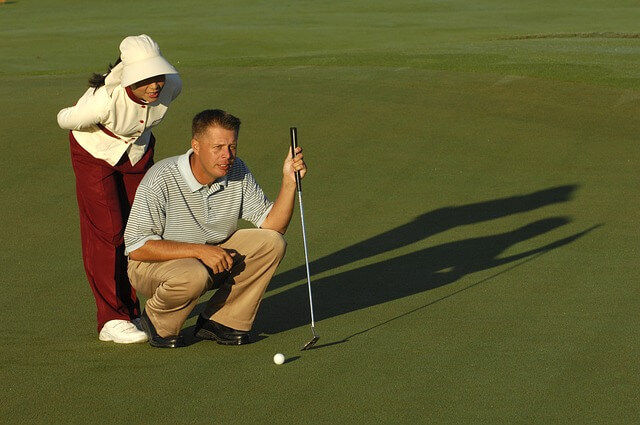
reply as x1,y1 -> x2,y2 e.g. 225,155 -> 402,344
1,1 -> 639,424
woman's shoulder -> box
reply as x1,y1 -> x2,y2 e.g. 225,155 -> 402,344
68,85 -> 113,110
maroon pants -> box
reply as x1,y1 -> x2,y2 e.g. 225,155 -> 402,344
69,132 -> 155,332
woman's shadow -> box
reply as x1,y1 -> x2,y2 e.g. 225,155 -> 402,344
255,216 -> 599,340
254,184 -> 601,340
270,184 -> 580,291
186,184 -> 599,345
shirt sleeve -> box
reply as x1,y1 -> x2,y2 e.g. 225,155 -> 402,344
240,167 -> 274,228
57,87 -> 109,130
124,180 -> 166,255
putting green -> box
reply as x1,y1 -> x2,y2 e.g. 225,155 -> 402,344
1,0 -> 638,423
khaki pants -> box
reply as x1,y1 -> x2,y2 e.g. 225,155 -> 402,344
128,229 -> 286,337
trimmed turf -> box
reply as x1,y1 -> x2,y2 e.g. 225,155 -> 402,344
1,0 -> 639,424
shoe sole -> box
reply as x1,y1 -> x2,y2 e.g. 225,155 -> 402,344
98,331 -> 148,344
148,339 -> 184,348
140,314 -> 184,348
195,328 -> 248,345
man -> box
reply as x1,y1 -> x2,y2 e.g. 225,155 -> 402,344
124,109 -> 307,348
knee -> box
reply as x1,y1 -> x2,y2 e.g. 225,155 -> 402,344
168,259 -> 210,299
259,230 -> 287,260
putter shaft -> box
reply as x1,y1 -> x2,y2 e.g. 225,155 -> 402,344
290,127 -> 320,350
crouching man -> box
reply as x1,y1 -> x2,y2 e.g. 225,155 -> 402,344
124,109 -> 307,348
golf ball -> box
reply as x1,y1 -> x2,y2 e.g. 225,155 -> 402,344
273,353 -> 285,365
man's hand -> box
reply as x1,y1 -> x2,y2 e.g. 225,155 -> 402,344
128,239 -> 235,274
198,245 -> 235,274
260,145 -> 309,234
284,146 -> 307,185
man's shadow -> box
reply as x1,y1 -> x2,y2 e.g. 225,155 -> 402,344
186,184 -> 597,344
270,185 -> 579,291
254,216 -> 599,338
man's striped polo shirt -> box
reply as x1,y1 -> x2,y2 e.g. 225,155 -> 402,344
124,149 -> 273,255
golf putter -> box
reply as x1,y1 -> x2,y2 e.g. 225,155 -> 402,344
290,127 -> 320,351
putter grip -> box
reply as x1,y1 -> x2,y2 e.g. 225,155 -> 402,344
290,127 -> 302,191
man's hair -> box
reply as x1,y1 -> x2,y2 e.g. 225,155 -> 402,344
192,109 -> 241,139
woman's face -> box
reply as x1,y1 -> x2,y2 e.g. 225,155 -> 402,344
129,75 -> 166,102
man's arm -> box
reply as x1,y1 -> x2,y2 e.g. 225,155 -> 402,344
260,146 -> 307,234
129,239 -> 235,275
125,171 -> 234,274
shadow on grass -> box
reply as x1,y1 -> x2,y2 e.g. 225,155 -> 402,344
303,223 -> 599,350
189,184 -> 598,346
270,184 -> 579,291
254,184 -> 601,341
257,215 -> 598,337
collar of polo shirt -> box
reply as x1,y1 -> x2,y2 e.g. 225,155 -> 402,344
178,149 -> 228,191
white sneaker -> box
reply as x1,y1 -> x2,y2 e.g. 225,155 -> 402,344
99,319 -> 148,344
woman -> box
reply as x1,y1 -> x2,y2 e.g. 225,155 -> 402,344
57,34 -> 182,343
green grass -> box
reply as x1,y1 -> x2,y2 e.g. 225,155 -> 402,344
1,0 -> 639,424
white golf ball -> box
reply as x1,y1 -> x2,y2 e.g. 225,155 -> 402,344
273,353 -> 285,365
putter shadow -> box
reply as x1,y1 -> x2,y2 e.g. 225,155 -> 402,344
314,224 -> 601,347
255,216 -> 597,335
304,339 -> 348,350
189,185 -> 587,341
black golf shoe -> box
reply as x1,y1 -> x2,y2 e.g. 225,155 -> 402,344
194,316 -> 250,345
140,310 -> 185,348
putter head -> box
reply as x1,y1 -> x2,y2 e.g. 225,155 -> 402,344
301,335 -> 320,351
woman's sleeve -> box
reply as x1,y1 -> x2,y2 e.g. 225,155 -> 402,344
56,88 -> 108,130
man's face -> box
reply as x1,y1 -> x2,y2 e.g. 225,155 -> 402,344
191,125 -> 238,184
